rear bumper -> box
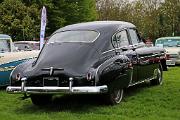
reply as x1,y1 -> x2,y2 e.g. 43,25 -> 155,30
166,59 -> 176,65
6,85 -> 108,94
7,77 -> 108,94
166,59 -> 180,65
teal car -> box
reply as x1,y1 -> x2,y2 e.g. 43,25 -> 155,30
0,34 -> 39,86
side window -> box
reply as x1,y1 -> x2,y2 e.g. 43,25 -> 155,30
129,29 -> 140,44
112,30 -> 129,48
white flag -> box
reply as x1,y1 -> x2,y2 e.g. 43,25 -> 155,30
40,6 -> 47,50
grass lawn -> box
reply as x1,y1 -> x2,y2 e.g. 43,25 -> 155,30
0,67 -> 180,120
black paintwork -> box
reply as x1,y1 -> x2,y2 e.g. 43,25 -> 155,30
10,21 -> 166,89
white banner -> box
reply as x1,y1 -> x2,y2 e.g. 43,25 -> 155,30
40,6 -> 47,50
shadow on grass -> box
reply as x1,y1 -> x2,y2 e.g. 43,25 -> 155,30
15,82 -> 152,114
124,82 -> 151,99
0,86 -> 7,90
15,94 -> 108,114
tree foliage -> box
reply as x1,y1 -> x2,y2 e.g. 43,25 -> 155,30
0,0 -> 179,42
97,0 -> 180,41
0,0 -> 40,40
47,0 -> 97,34
0,0 -> 97,40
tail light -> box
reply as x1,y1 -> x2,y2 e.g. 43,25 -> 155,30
166,54 -> 170,60
86,68 -> 96,85
15,73 -> 21,81
86,72 -> 92,81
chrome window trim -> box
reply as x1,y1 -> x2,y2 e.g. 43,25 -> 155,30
47,30 -> 100,44
102,46 -> 132,55
111,28 -> 130,48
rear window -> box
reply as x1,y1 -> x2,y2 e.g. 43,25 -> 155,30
48,30 -> 99,43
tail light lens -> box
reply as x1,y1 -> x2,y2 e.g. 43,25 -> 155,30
166,54 -> 170,60
86,72 -> 92,81
15,73 -> 21,81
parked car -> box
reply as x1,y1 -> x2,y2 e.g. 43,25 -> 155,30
155,37 -> 180,65
0,34 -> 39,86
6,21 -> 166,105
14,41 -> 40,51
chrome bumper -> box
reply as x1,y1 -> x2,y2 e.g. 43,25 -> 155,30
6,77 -> 108,94
166,59 -> 176,65
6,85 -> 108,94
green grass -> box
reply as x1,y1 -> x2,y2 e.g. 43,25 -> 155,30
0,67 -> 180,120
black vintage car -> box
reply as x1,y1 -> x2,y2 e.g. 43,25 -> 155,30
7,21 -> 166,105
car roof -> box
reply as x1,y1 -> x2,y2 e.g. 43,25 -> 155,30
55,21 -> 136,33
156,36 -> 180,41
0,34 -> 11,39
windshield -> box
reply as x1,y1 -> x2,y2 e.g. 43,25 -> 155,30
155,39 -> 180,47
0,39 -> 10,53
48,30 -> 99,43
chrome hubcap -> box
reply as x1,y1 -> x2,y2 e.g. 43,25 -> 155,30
154,68 -> 162,84
113,89 -> 123,103
157,69 -> 162,84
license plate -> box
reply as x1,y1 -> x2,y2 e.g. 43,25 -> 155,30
43,77 -> 59,86
166,60 -> 175,65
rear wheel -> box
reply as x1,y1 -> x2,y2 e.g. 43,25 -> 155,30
150,64 -> 163,85
30,94 -> 52,106
105,87 -> 124,105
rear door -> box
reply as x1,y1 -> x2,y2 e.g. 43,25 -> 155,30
128,29 -> 154,82
112,29 -> 138,84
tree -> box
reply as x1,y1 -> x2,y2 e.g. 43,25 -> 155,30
159,0 -> 180,36
47,0 -> 97,34
0,0 -> 40,40
0,0 -> 97,40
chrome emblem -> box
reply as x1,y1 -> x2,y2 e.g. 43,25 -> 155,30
50,67 -> 53,76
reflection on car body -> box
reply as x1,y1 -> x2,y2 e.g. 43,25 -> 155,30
7,21 -> 166,105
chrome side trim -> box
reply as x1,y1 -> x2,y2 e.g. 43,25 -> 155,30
94,66 -> 100,85
102,49 -> 115,54
94,61 -> 114,84
128,77 -> 154,87
129,68 -> 134,85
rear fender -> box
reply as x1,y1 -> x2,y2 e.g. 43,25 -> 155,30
10,59 -> 36,85
96,55 -> 132,88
